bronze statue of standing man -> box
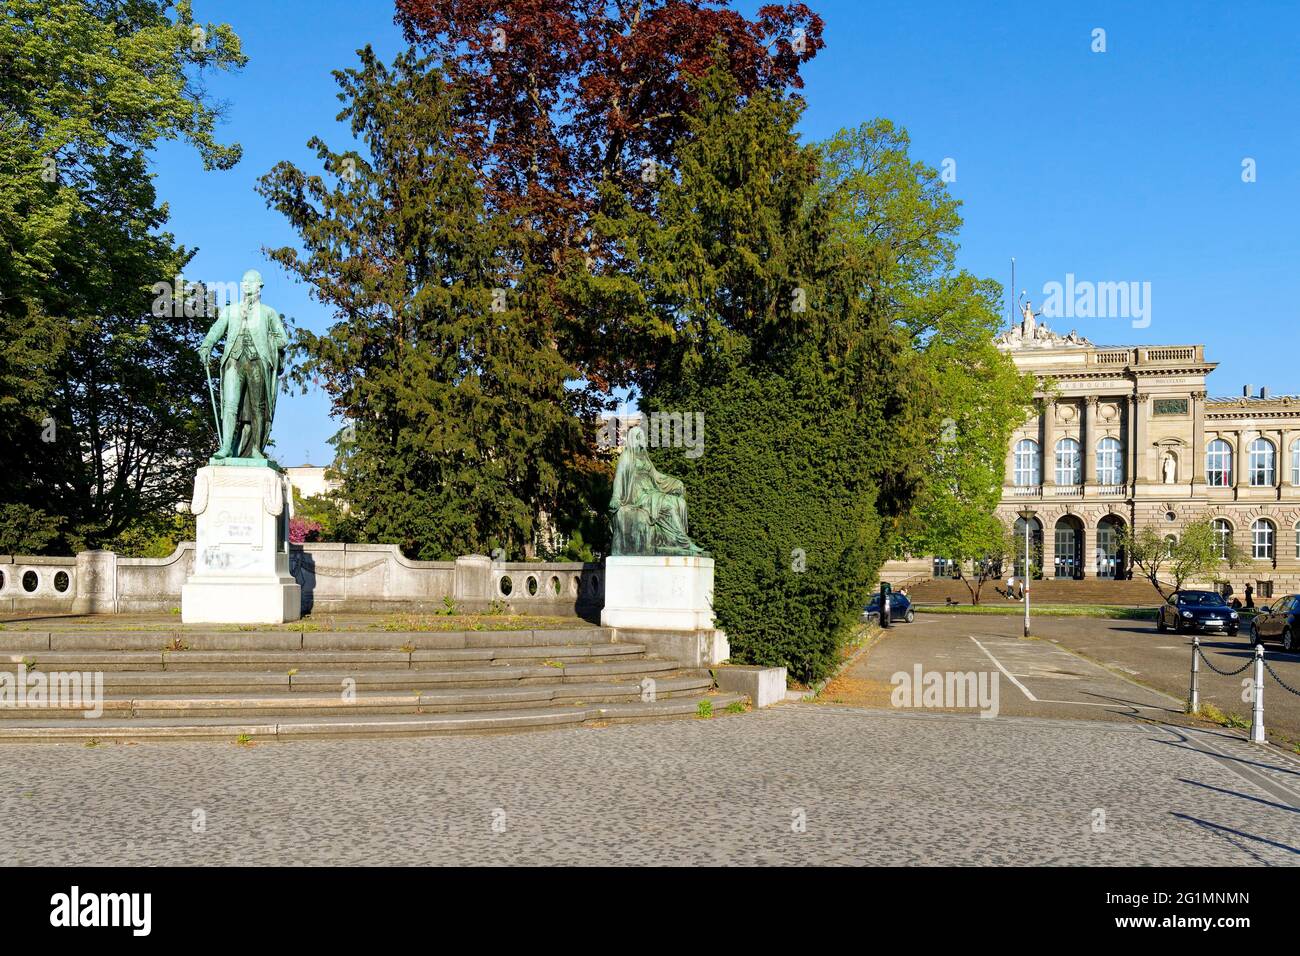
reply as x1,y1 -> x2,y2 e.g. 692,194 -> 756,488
198,269 -> 289,464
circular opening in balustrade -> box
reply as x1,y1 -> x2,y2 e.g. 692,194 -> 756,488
569,575 -> 580,596
549,575 -> 561,596
53,571 -> 69,593
526,575 -> 539,596
589,574 -> 600,595
0,569 -> 5,591
498,575 -> 513,596
22,570 -> 39,593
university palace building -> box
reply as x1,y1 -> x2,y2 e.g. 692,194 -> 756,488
884,307 -> 1300,599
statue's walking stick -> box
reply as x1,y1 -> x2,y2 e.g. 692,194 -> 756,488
204,353 -> 220,449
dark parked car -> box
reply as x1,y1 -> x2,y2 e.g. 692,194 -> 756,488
865,592 -> 915,624
1250,594 -> 1300,652
1156,590 -> 1239,636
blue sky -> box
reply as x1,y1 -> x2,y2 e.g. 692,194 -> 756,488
153,0 -> 1300,465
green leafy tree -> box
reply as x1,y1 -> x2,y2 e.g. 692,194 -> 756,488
935,517 -> 1015,606
1122,519 -> 1249,601
590,63 -> 928,681
104,507 -> 195,558
260,49 -> 594,560
0,504 -> 62,555
819,120 -> 1036,569
0,1 -> 246,550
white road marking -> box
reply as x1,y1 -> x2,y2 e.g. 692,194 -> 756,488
969,636 -> 1037,702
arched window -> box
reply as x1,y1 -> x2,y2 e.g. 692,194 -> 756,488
1097,437 -> 1124,486
1055,437 -> 1081,486
1212,518 -> 1233,559
1252,519 -> 1276,560
1206,439 -> 1233,487
1249,438 -> 1277,487
1295,523 -> 1300,560
1292,439 -> 1300,486
1163,535 -> 1178,558
1014,439 -> 1041,487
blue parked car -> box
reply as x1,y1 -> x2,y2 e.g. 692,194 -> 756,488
864,592 -> 915,624
1156,590 -> 1239,636
1250,594 -> 1300,652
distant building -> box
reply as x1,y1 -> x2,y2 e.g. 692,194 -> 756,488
885,309 -> 1300,597
283,464 -> 341,501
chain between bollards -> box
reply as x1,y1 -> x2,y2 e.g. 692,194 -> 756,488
1188,634 -> 1267,745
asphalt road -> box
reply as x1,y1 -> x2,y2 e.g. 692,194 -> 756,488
896,613 -> 1300,747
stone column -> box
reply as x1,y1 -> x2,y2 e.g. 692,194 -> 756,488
454,554 -> 494,605
71,550 -> 118,614
1042,399 -> 1056,487
1191,391 -> 1207,487
1277,429 -> 1287,492
1237,428 -> 1251,489
1083,396 -> 1098,488
1041,517 -> 1057,578
1130,393 -> 1144,488
1082,521 -> 1098,578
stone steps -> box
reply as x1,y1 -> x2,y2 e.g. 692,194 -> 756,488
0,620 -> 748,740
2,657 -> 686,696
0,673 -> 720,719
0,692 -> 747,742
0,627 -> 612,652
907,578 -> 1161,606
0,642 -> 647,672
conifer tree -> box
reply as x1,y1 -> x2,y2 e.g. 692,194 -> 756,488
260,49 -> 593,559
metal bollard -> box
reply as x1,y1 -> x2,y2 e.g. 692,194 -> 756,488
1188,634 -> 1199,714
1250,643 -> 1266,744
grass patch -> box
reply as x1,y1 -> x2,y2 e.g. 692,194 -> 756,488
376,612 -> 570,632
695,699 -> 713,719
1196,702 -> 1250,730
0,612 -> 591,633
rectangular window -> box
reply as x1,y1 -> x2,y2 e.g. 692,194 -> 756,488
1257,581 -> 1275,600
1097,441 -> 1125,486
1055,444 -> 1080,485
1206,442 -> 1233,487
1250,442 -> 1276,487
1253,523 -> 1275,560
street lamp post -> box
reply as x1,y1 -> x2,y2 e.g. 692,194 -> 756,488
1018,508 -> 1036,638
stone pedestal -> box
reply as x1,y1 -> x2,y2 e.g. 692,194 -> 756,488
181,465 -> 300,624
601,555 -> 729,666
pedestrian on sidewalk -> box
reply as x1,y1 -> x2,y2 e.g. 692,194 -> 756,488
1245,583 -> 1255,609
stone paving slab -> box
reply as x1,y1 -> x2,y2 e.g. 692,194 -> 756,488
1,705 -> 1297,865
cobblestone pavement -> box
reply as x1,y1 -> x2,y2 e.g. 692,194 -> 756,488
3,705 -> 1299,865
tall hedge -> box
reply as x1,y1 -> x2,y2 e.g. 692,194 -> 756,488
589,61 -> 939,680
646,359 -> 886,682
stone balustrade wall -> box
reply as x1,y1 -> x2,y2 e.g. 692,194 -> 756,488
0,544 -> 603,619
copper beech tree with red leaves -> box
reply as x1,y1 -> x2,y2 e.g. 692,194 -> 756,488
393,0 -> 824,392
